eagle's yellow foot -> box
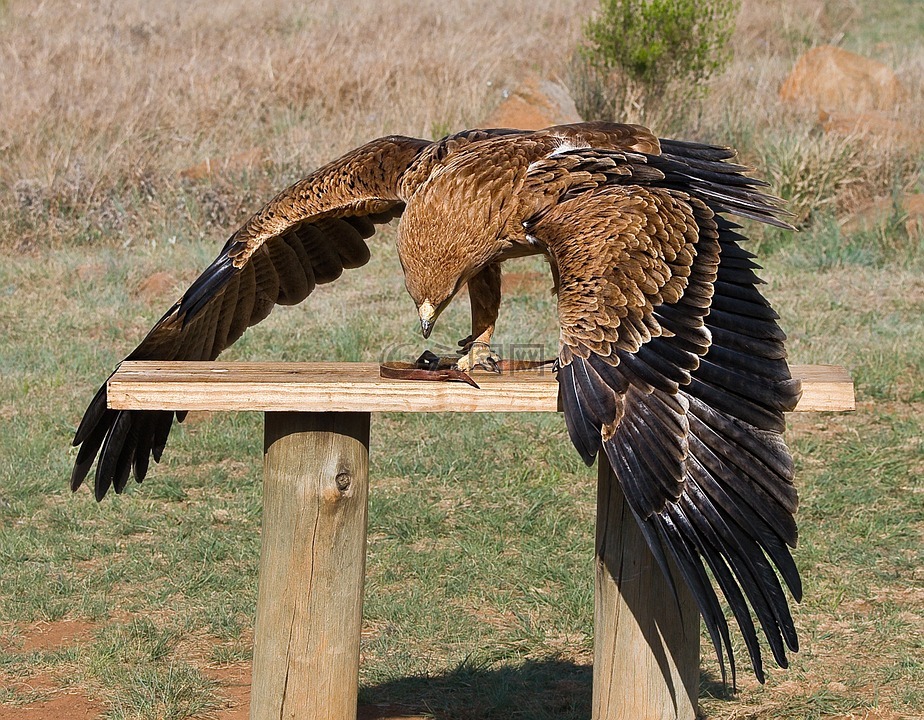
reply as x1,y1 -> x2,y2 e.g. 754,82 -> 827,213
455,340 -> 501,373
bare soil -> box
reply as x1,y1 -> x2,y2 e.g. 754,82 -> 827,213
202,663 -> 251,719
0,687 -> 102,720
1,621 -> 102,718
15,619 -> 96,653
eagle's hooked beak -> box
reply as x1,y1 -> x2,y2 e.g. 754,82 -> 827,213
419,300 -> 436,339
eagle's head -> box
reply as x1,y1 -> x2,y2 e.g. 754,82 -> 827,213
397,187 -> 505,339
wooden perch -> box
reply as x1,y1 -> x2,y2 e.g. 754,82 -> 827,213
109,361 -> 855,413
107,361 -> 854,720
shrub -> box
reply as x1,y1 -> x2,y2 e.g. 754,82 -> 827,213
572,0 -> 739,129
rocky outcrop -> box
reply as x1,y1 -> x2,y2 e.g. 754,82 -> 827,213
780,45 -> 906,113
484,77 -> 582,130
137,271 -> 176,300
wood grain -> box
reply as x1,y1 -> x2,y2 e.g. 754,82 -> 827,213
593,456 -> 700,720
108,361 -> 855,413
251,412 -> 370,720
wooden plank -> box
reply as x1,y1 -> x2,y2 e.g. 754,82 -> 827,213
251,412 -> 370,720
108,361 -> 854,413
594,456 -> 699,720
789,364 -> 856,411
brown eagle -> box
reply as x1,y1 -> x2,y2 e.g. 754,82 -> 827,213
71,122 -> 801,683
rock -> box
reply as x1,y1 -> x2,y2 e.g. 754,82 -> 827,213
780,45 -> 906,113
485,76 -> 582,130
137,271 -> 177,300
818,110 -> 921,150
906,194 -> 924,237
842,193 -> 924,237
179,148 -> 266,181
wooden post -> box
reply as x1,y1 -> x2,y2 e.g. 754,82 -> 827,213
594,455 -> 700,720
251,411 -> 371,720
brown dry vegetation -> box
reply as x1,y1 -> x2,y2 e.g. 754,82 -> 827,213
0,0 -> 591,250
2,0 -> 921,251
570,0 -> 922,226
726,1 -> 922,224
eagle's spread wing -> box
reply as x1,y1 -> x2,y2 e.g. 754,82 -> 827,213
527,139 -> 801,683
71,135 -> 430,500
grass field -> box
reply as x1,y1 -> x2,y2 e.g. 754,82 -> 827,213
1,1 -> 922,719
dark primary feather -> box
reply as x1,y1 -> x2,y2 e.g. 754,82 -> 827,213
536,134 -> 802,684
558,361 -> 604,464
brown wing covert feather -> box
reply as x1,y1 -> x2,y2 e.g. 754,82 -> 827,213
71,135 -> 430,501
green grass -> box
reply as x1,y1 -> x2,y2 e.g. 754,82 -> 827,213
1,206 -> 923,718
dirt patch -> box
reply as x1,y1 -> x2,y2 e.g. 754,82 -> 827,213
204,663 -> 251,719
10,619 -> 96,653
0,690 -> 102,720
0,622 -> 102,718
136,271 -> 178,301
0,673 -> 100,720
502,271 -> 549,295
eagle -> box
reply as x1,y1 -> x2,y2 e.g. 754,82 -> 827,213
71,122 -> 802,684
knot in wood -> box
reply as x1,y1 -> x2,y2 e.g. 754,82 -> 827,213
335,470 -> 353,493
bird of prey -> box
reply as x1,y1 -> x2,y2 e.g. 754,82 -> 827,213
71,122 -> 801,684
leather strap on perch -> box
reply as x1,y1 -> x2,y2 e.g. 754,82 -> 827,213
379,350 -> 556,388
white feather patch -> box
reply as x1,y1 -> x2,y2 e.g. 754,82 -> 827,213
550,138 -> 589,156
527,138 -> 591,172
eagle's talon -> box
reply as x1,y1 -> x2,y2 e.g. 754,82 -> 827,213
455,342 -> 501,373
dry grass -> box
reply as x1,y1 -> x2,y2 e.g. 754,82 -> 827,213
2,0 -> 922,250
566,0 -> 922,227
702,6 -> 922,243
0,0 -> 593,249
